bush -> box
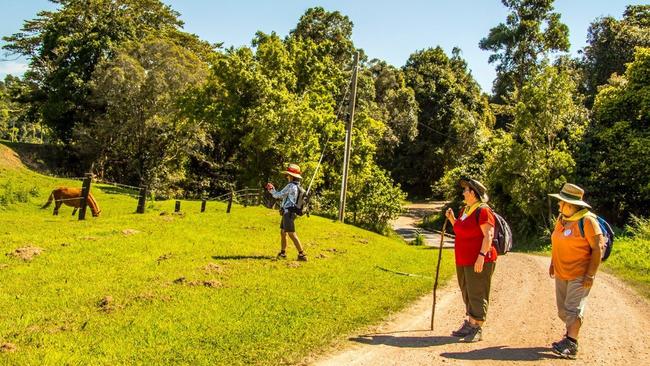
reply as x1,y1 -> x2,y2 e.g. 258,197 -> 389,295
0,180 -> 34,207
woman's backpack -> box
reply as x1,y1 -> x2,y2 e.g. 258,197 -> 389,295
289,182 -> 309,216
578,215 -> 614,262
476,205 -> 513,255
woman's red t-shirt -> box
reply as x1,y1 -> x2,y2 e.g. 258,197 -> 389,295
453,206 -> 497,266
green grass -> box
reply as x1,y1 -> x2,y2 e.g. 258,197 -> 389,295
0,143 -> 456,365
601,217 -> 650,299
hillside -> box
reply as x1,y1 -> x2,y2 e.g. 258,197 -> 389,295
0,142 -> 455,365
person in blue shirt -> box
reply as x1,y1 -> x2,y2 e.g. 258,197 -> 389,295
266,163 -> 307,261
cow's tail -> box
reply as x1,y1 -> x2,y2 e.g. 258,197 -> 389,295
41,192 -> 54,209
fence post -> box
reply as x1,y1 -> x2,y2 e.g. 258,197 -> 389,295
136,186 -> 147,214
201,199 -> 206,213
78,173 -> 92,221
175,200 -> 181,213
226,190 -> 233,213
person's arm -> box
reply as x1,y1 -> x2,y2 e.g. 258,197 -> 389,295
445,208 -> 456,226
475,222 -> 494,273
583,217 -> 603,288
270,184 -> 291,200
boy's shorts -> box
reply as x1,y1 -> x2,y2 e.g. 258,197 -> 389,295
280,210 -> 297,232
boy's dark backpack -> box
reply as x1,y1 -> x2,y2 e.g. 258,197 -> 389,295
475,205 -> 513,255
578,214 -> 614,262
289,182 -> 309,216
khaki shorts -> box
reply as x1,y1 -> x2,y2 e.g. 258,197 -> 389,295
555,276 -> 591,328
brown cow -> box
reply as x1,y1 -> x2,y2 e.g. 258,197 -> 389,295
42,187 -> 101,217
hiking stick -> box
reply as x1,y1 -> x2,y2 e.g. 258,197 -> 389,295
431,217 -> 449,330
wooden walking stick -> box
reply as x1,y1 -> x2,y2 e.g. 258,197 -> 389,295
431,217 -> 449,330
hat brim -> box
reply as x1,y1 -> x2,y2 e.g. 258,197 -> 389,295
281,171 -> 303,179
460,179 -> 489,202
548,193 -> 591,208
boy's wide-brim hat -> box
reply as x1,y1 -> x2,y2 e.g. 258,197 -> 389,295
281,163 -> 303,179
460,178 -> 489,202
548,183 -> 591,208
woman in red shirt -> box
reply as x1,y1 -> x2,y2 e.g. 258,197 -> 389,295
445,178 -> 496,342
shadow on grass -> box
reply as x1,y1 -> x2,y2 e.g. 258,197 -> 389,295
349,334 -> 458,348
440,346 -> 556,361
211,255 -> 274,260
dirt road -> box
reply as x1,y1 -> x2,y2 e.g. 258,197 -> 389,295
310,204 -> 650,365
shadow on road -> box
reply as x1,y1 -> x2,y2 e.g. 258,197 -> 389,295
440,346 -> 557,361
349,334 -> 458,348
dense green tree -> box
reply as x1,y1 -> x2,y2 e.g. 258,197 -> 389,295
485,65 -> 588,236
1,0 -> 195,142
288,7 -> 355,67
480,0 -> 570,103
367,60 -> 418,168
75,38 -> 209,193
578,47 -> 650,222
580,5 -> 650,105
398,47 -> 494,197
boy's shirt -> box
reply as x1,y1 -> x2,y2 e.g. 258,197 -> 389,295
271,182 -> 299,209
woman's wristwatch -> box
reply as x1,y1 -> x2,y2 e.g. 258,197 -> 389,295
478,252 -> 486,257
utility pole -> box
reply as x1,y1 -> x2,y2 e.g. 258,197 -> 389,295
338,52 -> 359,223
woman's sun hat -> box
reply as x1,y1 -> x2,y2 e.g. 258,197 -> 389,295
548,183 -> 591,208
281,163 -> 303,180
460,178 -> 489,202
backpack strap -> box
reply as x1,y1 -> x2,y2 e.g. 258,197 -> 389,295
577,213 -> 597,238
578,218 -> 585,238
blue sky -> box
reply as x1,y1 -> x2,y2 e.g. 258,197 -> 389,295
0,0 -> 644,93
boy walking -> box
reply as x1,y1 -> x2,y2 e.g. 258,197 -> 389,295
266,163 -> 307,261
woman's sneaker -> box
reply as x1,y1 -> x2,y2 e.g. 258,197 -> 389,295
452,320 -> 473,337
462,325 -> 482,342
297,252 -> 308,261
277,251 -> 287,259
552,337 -> 578,359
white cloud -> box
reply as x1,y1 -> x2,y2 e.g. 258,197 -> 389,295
0,60 -> 29,78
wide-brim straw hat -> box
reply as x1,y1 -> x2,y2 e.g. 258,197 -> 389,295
548,183 -> 591,208
281,163 -> 303,179
460,178 -> 489,202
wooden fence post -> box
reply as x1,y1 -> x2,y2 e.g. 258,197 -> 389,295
201,199 -> 206,213
175,200 -> 181,212
136,186 -> 147,214
226,191 -> 233,213
78,173 -> 92,221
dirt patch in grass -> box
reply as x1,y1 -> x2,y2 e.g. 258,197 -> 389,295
202,263 -> 224,274
173,276 -> 222,288
121,229 -> 140,236
157,253 -> 173,262
287,262 -> 301,268
8,246 -> 44,261
0,343 -> 17,353
97,296 -> 114,313
0,264 -> 9,270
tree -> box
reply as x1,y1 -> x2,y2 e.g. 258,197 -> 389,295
486,65 -> 589,236
578,47 -> 650,222
2,0 -> 187,142
288,7 -> 355,67
76,38 -> 209,193
580,5 -> 650,105
479,0 -> 569,103
398,47 -> 494,197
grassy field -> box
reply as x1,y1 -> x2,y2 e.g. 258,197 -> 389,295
601,217 -> 650,299
0,143 -> 456,365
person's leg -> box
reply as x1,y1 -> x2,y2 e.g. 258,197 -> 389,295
564,276 -> 590,340
287,232 -> 304,253
280,229 -> 288,252
452,266 -> 473,337
466,261 -> 495,327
